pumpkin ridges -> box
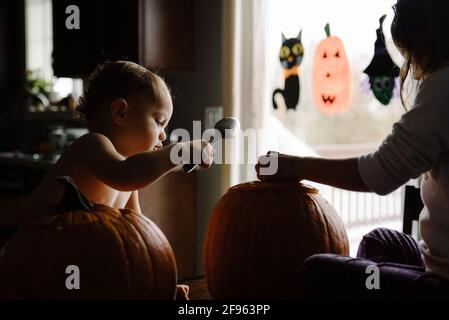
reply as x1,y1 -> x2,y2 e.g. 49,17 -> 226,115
309,194 -> 349,254
204,196 -> 229,296
31,205 -> 122,229
117,212 -> 157,297
132,214 -> 177,299
318,195 -> 349,253
0,193 -> 177,299
204,182 -> 349,299
287,192 -> 324,296
268,188 -> 315,296
247,189 -> 265,296
216,189 -> 245,298
142,214 -> 177,296
130,214 -> 174,299
211,186 -> 257,299
234,187 -> 263,298
218,191 -> 240,298
205,184 -> 325,298
309,195 -> 334,252
107,212 -> 172,299
209,185 -> 284,298
119,213 -> 175,299
62,219 -> 129,298
266,189 -> 306,297
127,216 -> 157,298
106,218 -> 134,296
205,189 -> 245,298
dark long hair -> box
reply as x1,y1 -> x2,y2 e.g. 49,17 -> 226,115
391,0 -> 449,108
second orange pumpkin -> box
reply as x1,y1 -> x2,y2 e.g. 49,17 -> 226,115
203,181 -> 349,299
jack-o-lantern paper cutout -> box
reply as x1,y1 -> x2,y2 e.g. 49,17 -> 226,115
312,23 -> 352,115
363,15 -> 400,106
272,30 -> 304,111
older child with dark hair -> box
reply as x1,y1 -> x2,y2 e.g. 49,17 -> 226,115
257,0 -> 449,297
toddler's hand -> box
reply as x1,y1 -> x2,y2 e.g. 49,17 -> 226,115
187,140 -> 215,169
255,151 -> 302,182
176,284 -> 190,300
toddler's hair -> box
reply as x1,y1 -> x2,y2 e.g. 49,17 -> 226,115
76,61 -> 168,127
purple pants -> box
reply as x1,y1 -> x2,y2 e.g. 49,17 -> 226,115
303,228 -> 449,299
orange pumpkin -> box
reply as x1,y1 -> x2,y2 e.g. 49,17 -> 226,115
312,23 -> 352,114
203,181 -> 349,299
0,176 -> 177,300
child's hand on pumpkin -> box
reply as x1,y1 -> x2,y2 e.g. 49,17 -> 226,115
255,151 -> 302,182
176,284 -> 190,300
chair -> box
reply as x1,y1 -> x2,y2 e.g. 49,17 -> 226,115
402,178 -> 424,236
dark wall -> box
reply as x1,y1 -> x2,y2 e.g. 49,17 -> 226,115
0,0 -> 223,275
164,0 -> 222,137
164,0 -> 223,275
0,0 -> 26,150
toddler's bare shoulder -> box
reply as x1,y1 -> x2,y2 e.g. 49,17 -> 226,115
63,133 -> 125,168
72,132 -> 111,146
69,132 -> 116,153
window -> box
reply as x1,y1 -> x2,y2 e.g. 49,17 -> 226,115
265,0 -> 408,254
267,0 -> 409,147
25,0 -> 82,110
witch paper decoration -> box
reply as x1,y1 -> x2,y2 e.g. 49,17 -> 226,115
272,30 -> 304,111
312,23 -> 352,115
363,15 -> 400,105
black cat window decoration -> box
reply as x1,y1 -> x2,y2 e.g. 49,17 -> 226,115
272,30 -> 304,111
363,15 -> 400,106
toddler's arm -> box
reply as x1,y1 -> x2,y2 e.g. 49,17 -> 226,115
74,133 -> 212,191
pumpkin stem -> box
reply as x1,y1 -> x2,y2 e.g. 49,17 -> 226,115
54,176 -> 94,213
325,23 -> 331,37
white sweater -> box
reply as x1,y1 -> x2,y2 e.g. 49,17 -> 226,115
358,64 -> 449,280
